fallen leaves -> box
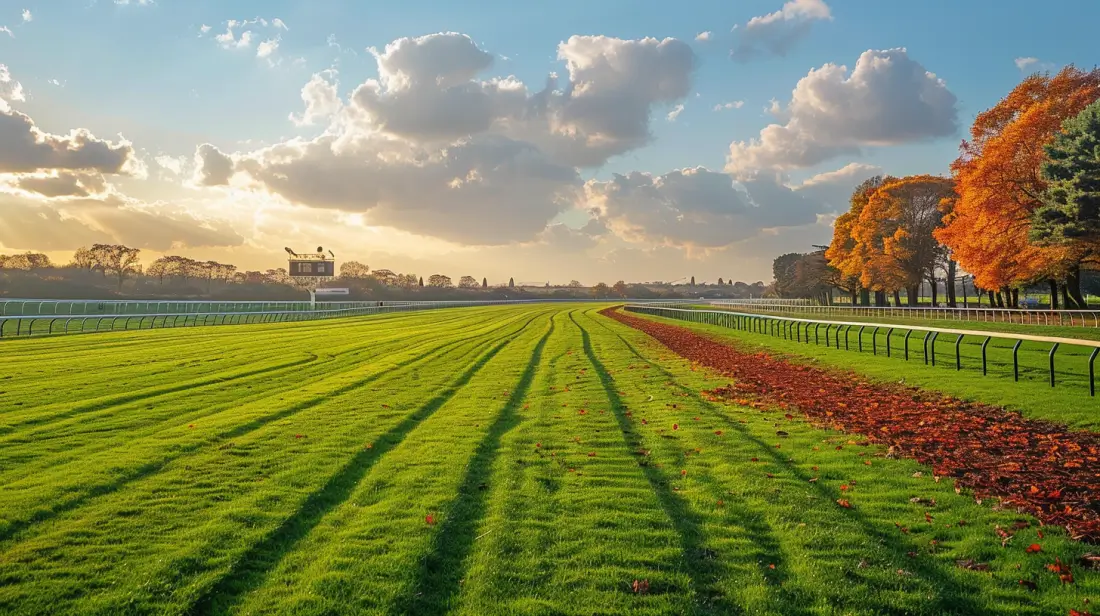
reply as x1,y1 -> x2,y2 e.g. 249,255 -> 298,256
602,307 -> 1100,542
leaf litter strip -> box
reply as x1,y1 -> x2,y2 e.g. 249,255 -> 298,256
601,307 -> 1100,543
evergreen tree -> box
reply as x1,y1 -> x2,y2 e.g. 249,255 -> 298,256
482,277 -> 487,288
508,277 -> 515,288
1032,99 -> 1100,248
418,276 -> 424,287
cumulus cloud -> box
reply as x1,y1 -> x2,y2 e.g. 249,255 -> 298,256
731,0 -> 832,62
667,104 -> 684,122
154,154 -> 186,174
21,9 -> 31,22
695,31 -> 712,41
0,105 -> 138,175
347,32 -> 696,167
7,171 -> 108,198
0,27 -> 11,38
238,133 -> 581,245
256,37 -> 280,59
1014,56 -> 1056,73
289,71 -> 342,126
192,143 -> 235,186
0,64 -> 25,103
0,193 -> 243,251
726,48 -> 957,174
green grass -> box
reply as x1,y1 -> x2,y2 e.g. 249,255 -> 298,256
640,307 -> 1100,429
0,304 -> 1097,615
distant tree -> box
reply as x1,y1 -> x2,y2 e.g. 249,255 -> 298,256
717,277 -> 724,285
612,280 -> 628,297
508,277 -> 515,288
690,276 -> 695,286
482,277 -> 487,288
458,275 -> 478,288
568,280 -> 582,288
428,274 -> 453,288
419,276 -> 424,287
372,269 -> 398,286
591,282 -> 611,299
339,261 -> 371,279
398,273 -> 419,288
69,247 -> 96,271
89,244 -> 141,291
0,252 -> 51,270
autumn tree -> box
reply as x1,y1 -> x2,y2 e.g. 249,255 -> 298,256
612,280 -> 628,297
849,175 -> 956,307
826,176 -> 893,305
591,282 -> 611,298
458,275 -> 478,288
936,66 -> 1100,308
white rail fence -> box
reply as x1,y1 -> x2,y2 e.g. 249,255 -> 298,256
624,305 -> 1100,397
707,301 -> 1100,328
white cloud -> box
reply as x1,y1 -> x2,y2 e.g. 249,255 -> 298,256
21,9 -> 31,22
288,70 -> 342,126
256,37 -> 280,59
192,143 -> 234,186
114,0 -> 155,5
0,64 -> 25,103
1014,56 -> 1056,73
154,154 -> 186,174
0,103 -> 139,176
726,48 -> 957,174
199,24 -> 211,34
0,26 -> 12,38
47,79 -> 61,87
272,18 -> 288,31
731,0 -> 832,62
713,101 -> 744,111
667,104 -> 684,122
695,31 -> 712,41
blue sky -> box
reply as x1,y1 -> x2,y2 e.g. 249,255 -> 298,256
0,0 -> 1094,283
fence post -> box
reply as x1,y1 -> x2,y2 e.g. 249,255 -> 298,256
857,325 -> 865,352
981,337 -> 991,375
1090,348 -> 1098,397
1049,343 -> 1059,388
885,328 -> 893,357
1012,340 -> 1022,382
955,334 -> 964,370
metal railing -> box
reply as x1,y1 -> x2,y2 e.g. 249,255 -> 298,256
0,298 -> 697,339
625,305 -> 1100,397
707,301 -> 1100,328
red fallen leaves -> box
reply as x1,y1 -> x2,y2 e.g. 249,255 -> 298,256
1048,557 -> 1075,584
601,307 -> 1100,543
294,434 -> 305,439
837,499 -> 852,508
188,424 -> 195,429
632,579 -> 650,594
1070,610 -> 1095,616
1027,543 -> 1043,553
714,430 -> 724,436
673,423 -> 680,431
425,514 -> 436,525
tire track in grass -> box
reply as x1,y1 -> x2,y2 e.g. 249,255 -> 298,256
594,310 -> 992,615
570,312 -> 741,615
577,309 -> 814,615
388,317 -> 555,616
0,311 -> 540,546
183,310 -> 549,616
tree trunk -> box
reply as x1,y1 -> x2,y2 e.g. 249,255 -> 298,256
850,290 -> 858,305
995,291 -> 1005,308
1068,265 -> 1087,309
946,260 -> 958,307
1049,279 -> 1060,310
1060,284 -> 1073,310
873,290 -> 886,307
928,276 -> 938,307
1011,288 -> 1019,308
893,290 -> 902,306
859,288 -> 870,306
905,286 -> 917,307
987,290 -> 996,306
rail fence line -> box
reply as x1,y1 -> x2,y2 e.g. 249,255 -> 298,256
708,300 -> 1100,328
0,298 -> 696,339
624,305 -> 1100,397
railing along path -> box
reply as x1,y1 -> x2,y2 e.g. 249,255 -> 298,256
625,305 -> 1100,397
708,301 -> 1100,328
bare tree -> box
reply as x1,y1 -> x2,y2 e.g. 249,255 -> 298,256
90,244 -> 141,291
339,261 -> 371,279
458,275 -> 478,288
428,274 -> 453,288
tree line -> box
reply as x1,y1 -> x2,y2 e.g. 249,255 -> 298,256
776,67 -> 1100,309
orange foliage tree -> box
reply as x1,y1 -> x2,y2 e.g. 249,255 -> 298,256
825,176 -> 892,305
935,66 -> 1100,308
849,175 -> 956,306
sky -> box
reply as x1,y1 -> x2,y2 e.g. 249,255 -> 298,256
0,0 -> 1093,285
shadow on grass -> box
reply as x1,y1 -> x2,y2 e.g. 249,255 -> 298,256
591,309 -> 994,615
387,319 -> 555,615
570,312 -> 744,615
183,314 -> 544,615
0,325 -> 511,547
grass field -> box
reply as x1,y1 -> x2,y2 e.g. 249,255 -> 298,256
1,304 -> 1098,615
